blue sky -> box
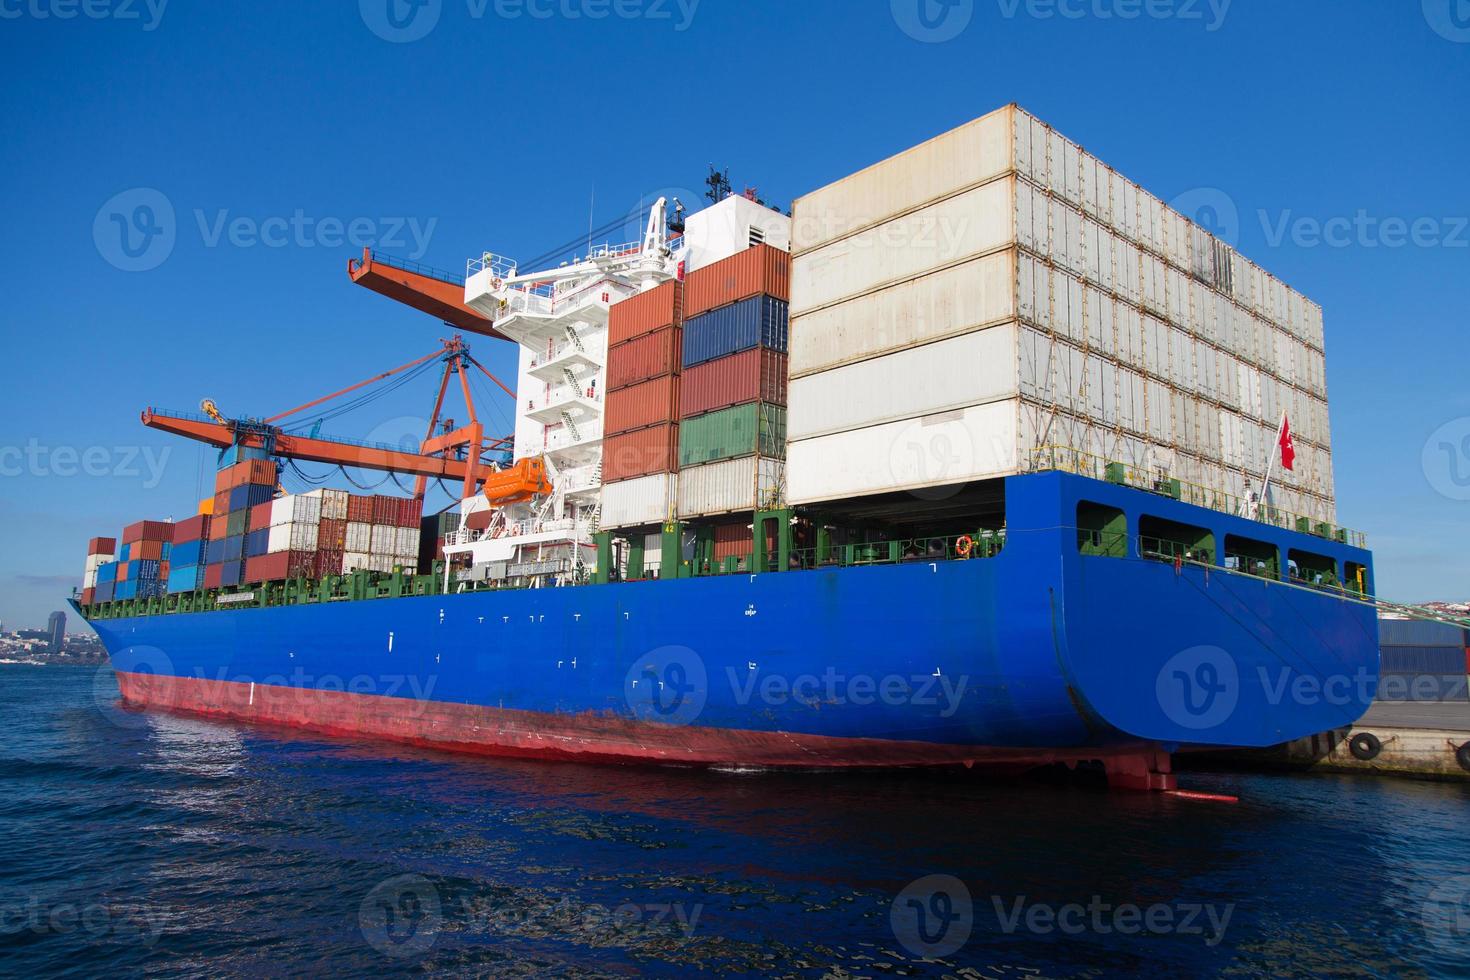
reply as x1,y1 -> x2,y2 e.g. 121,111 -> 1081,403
1,0 -> 1466,629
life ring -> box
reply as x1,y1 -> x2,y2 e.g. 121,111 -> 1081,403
1348,731 -> 1382,761
955,536 -> 974,558
1456,741 -> 1470,773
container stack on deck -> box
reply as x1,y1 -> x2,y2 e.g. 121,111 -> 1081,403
115,521 -> 174,601
599,280 -> 684,529
676,244 -> 790,520
81,537 -> 115,606
167,514 -> 211,594
206,459 -> 278,589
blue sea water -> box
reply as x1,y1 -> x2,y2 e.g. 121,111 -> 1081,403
1,663 -> 1467,978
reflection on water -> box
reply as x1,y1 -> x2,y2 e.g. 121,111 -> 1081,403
0,664 -> 1467,977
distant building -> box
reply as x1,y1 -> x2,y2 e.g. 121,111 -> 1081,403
47,611 -> 65,654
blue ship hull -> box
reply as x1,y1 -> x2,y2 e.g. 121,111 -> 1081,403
85,473 -> 1379,786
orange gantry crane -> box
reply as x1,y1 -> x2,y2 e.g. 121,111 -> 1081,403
346,248 -> 503,340
142,336 -> 527,501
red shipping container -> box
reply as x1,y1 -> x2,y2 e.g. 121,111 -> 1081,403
117,561 -> 131,581
465,509 -> 492,531
314,550 -> 344,578
371,495 -> 407,525
684,245 -> 789,319
399,498 -> 424,528
159,561 -> 170,580
679,349 -> 789,418
318,518 -> 347,551
712,521 -> 754,560
607,326 -> 680,391
245,550 -> 314,583
174,514 -> 210,543
213,489 -> 232,517
608,280 -> 679,345
81,587 -> 96,605
87,536 -> 117,557
602,424 -> 679,482
604,375 -> 679,436
250,501 -> 274,530
346,494 -> 374,523
208,514 -> 232,542
122,520 -> 174,544
133,540 -> 164,562
204,564 -> 224,590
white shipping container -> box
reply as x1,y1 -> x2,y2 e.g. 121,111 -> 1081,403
600,474 -> 676,530
270,494 -> 321,528
304,488 -> 348,521
346,522 -> 372,553
792,176 -> 1015,316
267,522 -> 318,555
789,249 -> 1014,377
342,552 -> 373,574
678,457 -> 785,518
794,105 -> 1013,255
370,525 -> 396,555
788,324 -> 1019,441
787,400 -> 1020,505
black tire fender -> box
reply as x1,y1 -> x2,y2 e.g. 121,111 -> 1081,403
1348,731 -> 1382,761
1455,741 -> 1470,773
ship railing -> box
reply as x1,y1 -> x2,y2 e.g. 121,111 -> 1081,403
366,249 -> 465,286
1025,445 -> 1366,549
466,252 -> 517,280
685,532 -> 1007,577
1133,532 -> 1370,598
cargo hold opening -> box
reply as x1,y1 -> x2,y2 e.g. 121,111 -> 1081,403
798,477 -> 1007,540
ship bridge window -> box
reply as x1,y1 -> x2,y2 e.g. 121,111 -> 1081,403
1288,549 -> 1340,588
1077,502 -> 1127,557
1224,534 -> 1279,579
1138,515 -> 1215,565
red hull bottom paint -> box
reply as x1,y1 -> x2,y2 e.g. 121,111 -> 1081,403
113,671 -> 1176,787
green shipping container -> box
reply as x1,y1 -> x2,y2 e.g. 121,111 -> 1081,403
226,508 -> 248,537
679,403 -> 786,466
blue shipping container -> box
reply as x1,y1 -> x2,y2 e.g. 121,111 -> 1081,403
119,543 -> 132,562
220,560 -> 243,587
1380,645 -> 1468,675
114,579 -> 136,601
245,528 -> 270,558
206,539 -> 227,565
96,561 -> 118,584
132,559 -> 161,583
173,539 -> 204,567
223,535 -> 245,563
682,295 -> 789,368
94,581 -> 114,603
167,565 -> 201,594
228,483 -> 273,514
162,541 -> 172,562
1379,619 -> 1469,649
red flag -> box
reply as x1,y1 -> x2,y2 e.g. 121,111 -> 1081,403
1278,416 -> 1296,471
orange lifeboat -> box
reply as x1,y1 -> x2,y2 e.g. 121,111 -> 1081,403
481,457 -> 552,506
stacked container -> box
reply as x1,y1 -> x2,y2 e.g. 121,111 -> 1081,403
80,537 -> 116,605
341,493 -> 422,574
676,245 -> 791,518
166,515 -> 211,594
116,520 -> 173,601
600,280 -> 683,529
205,459 -> 278,589
309,488 -> 349,578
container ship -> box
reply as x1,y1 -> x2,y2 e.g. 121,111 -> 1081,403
76,106 -> 1383,790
